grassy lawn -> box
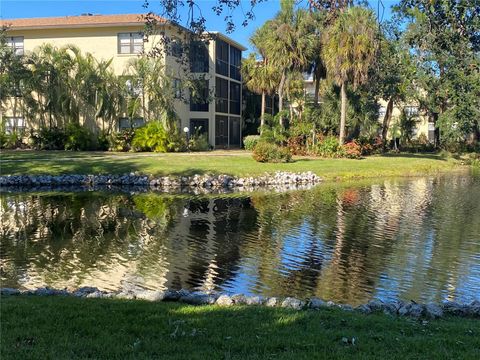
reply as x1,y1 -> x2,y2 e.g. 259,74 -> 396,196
0,150 -> 465,180
1,296 -> 479,360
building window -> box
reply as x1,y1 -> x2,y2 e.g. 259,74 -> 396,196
4,117 -> 25,134
265,96 -> 274,115
229,82 -> 241,115
190,41 -> 209,73
125,78 -> 143,96
229,46 -> 241,81
173,79 -> 182,99
215,77 -> 229,113
190,118 -> 209,136
190,79 -> 209,112
118,117 -> 144,130
169,37 -> 183,58
118,33 -> 143,54
404,106 -> 419,117
216,39 -> 229,76
7,37 -> 24,56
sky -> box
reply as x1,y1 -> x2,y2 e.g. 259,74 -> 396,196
0,0 -> 397,53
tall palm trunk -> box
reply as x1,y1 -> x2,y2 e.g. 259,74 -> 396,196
260,90 -> 266,133
278,70 -> 286,127
381,97 -> 394,147
339,81 -> 347,144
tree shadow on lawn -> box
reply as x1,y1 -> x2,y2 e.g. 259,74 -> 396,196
2,297 -> 478,360
379,153 -> 447,161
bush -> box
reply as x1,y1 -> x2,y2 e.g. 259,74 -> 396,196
316,136 -> 342,157
108,129 -> 135,152
166,127 -> 187,152
64,123 -> 94,151
97,131 -> 110,151
252,141 -> 292,163
243,135 -> 260,150
342,141 -> 362,159
0,131 -> 24,149
189,131 -> 210,152
132,121 -> 168,152
30,127 -> 67,150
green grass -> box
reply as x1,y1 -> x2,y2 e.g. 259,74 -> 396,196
0,150 -> 465,180
1,296 -> 479,359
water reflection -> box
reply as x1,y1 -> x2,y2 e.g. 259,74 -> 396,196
1,175 -> 479,305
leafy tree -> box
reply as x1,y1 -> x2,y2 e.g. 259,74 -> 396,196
396,0 -> 480,146
322,6 -> 377,144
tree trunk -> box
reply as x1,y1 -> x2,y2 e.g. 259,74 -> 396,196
278,70 -> 286,127
314,75 -> 320,105
339,82 -> 347,145
381,97 -> 394,148
260,90 -> 266,133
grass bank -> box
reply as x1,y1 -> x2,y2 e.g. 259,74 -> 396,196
1,296 -> 479,359
0,150 -> 465,180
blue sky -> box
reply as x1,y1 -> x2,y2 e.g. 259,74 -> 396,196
0,0 -> 397,52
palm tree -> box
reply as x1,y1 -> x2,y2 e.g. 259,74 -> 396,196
241,53 -> 279,132
322,7 -> 377,144
262,0 -> 317,126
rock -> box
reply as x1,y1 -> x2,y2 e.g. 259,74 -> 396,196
0,288 -> 20,296
73,286 -> 100,297
135,290 -> 166,302
367,300 -> 384,312
163,290 -> 181,301
425,303 -> 443,319
115,291 -> 136,300
281,297 -> 305,310
356,304 -> 372,314
86,291 -> 106,299
442,301 -> 468,316
246,296 -> 264,306
467,300 -> 480,317
265,297 -> 278,307
309,298 -> 327,309
339,304 -> 353,311
231,294 -> 248,305
34,287 -> 57,296
216,295 -> 234,306
382,303 -> 399,316
180,292 -> 217,305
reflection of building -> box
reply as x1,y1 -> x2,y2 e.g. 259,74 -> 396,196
302,73 -> 435,142
1,14 -> 246,148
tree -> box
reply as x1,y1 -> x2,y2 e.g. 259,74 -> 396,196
396,0 -> 480,145
322,6 -> 377,144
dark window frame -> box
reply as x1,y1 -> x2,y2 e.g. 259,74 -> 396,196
7,36 -> 24,56
229,81 -> 241,115
190,79 -> 210,112
229,46 -> 241,81
215,77 -> 229,113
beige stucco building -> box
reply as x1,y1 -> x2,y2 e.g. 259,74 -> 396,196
1,14 -> 246,148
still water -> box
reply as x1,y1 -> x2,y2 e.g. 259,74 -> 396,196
1,174 -> 479,305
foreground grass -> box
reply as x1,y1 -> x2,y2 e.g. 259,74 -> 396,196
0,150 -> 464,180
1,297 -> 479,360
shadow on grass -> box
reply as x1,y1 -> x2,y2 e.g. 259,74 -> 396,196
1,296 -> 479,360
379,153 -> 447,161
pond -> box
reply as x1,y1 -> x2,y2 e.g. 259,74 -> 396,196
1,174 -> 479,306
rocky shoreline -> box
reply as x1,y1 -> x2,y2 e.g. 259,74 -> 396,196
0,172 -> 321,190
2,287 -> 478,320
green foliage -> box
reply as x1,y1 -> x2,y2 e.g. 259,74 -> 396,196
243,135 -> 261,151
96,131 -> 110,151
252,141 -> 292,163
316,136 -> 342,158
108,130 -> 135,152
64,123 -> 94,151
30,127 -> 67,150
166,127 -> 188,152
188,130 -> 210,152
260,113 -> 289,145
0,131 -> 23,149
132,121 -> 168,153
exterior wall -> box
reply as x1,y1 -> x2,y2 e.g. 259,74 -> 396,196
1,20 -> 245,148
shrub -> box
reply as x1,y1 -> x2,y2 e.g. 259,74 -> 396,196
97,131 -> 110,151
243,135 -> 260,150
342,141 -> 362,159
109,129 -> 135,152
252,141 -> 292,163
132,121 -> 168,152
189,131 -> 210,152
0,131 -> 24,149
166,127 -> 187,152
287,135 -> 308,155
316,136 -> 342,157
29,127 -> 66,150
65,123 -> 94,151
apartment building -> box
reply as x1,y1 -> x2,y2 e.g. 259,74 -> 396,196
1,13 -> 246,148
